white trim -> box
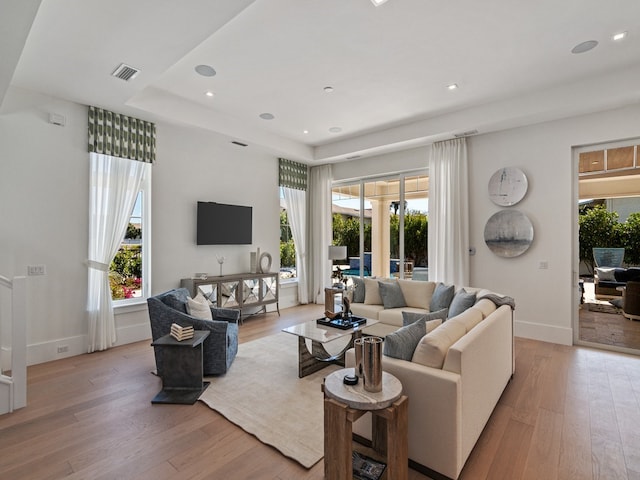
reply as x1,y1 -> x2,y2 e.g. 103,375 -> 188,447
515,320 -> 573,346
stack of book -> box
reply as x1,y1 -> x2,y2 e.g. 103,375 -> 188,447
170,323 -> 194,341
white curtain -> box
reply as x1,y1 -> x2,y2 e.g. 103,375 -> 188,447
282,187 -> 308,304
308,164 -> 333,304
428,138 -> 469,286
87,153 -> 149,352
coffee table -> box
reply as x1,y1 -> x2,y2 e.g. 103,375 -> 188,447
282,318 -> 379,378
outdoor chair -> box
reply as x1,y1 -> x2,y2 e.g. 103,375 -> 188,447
147,288 -> 239,376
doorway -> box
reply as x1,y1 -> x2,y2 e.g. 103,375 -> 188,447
574,140 -> 640,354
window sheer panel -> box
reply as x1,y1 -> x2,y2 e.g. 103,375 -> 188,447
87,153 -> 149,352
427,138 -> 469,286
283,187 -> 308,304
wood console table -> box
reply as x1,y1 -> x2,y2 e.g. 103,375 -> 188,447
181,272 -> 279,322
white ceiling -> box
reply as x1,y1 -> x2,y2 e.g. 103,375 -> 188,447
3,0 -> 640,164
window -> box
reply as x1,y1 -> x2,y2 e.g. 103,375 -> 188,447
110,172 -> 151,303
279,187 -> 297,280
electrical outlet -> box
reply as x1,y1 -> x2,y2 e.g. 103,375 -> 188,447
57,345 -> 69,353
28,265 -> 47,276
539,261 -> 549,270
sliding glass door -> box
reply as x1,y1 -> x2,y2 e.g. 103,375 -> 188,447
332,172 -> 428,280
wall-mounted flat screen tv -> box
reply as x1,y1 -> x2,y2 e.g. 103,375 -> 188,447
197,201 -> 252,245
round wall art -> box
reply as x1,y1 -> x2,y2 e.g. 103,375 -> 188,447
488,167 -> 528,206
484,210 -> 534,258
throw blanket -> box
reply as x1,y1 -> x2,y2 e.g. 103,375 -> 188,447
478,293 -> 516,310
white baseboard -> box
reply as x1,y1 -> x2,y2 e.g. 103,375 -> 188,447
514,319 -> 573,346
26,321 -> 151,366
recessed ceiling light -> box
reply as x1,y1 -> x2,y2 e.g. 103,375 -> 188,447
447,83 -> 458,90
371,0 -> 389,5
612,31 -> 627,41
303,130 -> 309,134
259,113 -> 275,120
205,91 -> 214,97
195,64 -> 216,77
571,40 -> 598,54
324,86 -> 334,93
329,127 -> 342,133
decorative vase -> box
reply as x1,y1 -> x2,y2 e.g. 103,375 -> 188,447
362,336 -> 383,392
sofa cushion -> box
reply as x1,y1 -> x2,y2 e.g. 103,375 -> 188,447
350,302 -> 385,321
378,307 -> 418,327
596,267 -> 617,282
448,288 -> 477,318
412,317 -> 467,369
379,281 -> 407,309
398,279 -> 435,310
402,308 -> 448,326
352,277 -> 366,303
186,293 -> 213,320
430,282 -> 455,312
449,306 -> 483,332
616,267 -> 640,282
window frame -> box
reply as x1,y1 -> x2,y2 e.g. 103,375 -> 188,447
111,168 -> 152,306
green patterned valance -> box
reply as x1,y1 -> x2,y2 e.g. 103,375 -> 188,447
279,158 -> 308,191
88,106 -> 156,163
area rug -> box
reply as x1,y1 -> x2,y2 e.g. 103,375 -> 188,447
584,302 -> 620,315
199,332 -> 342,468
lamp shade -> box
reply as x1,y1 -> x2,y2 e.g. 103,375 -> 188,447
328,245 -> 347,261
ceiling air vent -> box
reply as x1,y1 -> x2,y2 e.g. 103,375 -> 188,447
231,141 -> 248,147
111,63 -> 140,82
454,130 -> 478,138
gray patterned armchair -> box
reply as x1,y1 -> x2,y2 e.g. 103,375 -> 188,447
147,288 -> 239,376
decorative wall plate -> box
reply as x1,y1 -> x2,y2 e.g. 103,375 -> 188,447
484,210 -> 534,258
488,167 -> 528,206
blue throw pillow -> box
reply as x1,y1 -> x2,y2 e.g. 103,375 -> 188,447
383,318 -> 426,361
378,281 -> 407,309
448,288 -> 477,318
352,277 -> 365,303
430,283 -> 455,312
402,308 -> 448,326
163,290 -> 188,314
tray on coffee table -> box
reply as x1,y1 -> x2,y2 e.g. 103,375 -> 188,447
316,315 -> 367,330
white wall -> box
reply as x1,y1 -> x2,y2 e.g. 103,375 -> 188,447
333,103 -> 640,346
3,83 -> 639,361
0,87 -> 280,365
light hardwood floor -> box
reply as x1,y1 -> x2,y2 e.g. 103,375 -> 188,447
1,303 -> 640,479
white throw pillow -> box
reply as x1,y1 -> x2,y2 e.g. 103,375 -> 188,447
364,277 -> 384,305
398,279 -> 435,310
595,267 -> 617,282
186,293 -> 213,320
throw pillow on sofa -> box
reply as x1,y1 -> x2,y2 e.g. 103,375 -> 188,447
379,281 -> 407,309
383,317 -> 442,361
402,308 -> 448,326
351,277 -> 366,303
448,288 -> 477,318
430,282 -> 455,312
186,293 -> 213,320
363,277 -> 384,305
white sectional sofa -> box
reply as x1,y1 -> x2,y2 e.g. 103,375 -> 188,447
344,278 -> 514,480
